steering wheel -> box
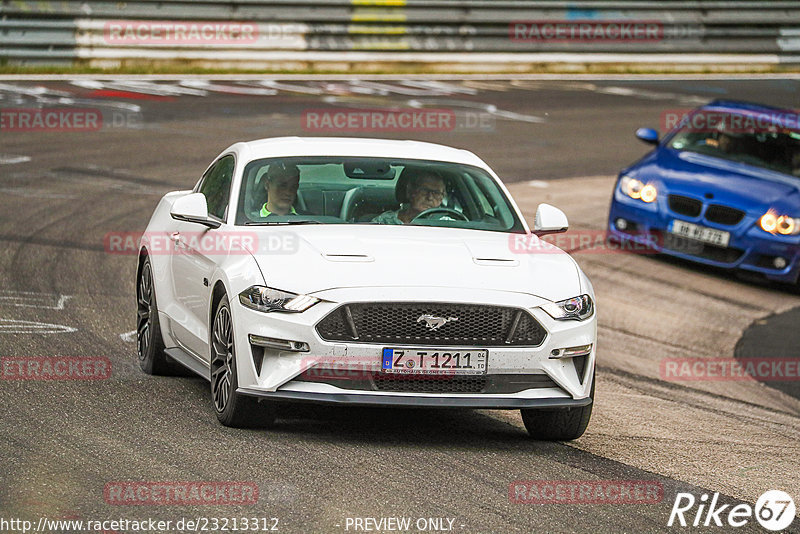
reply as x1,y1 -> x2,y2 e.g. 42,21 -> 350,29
411,207 -> 469,222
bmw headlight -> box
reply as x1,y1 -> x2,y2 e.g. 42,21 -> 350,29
759,211 -> 800,236
238,286 -> 319,313
542,294 -> 594,321
620,175 -> 657,203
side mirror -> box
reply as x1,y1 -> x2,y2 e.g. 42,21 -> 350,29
635,127 -> 659,145
170,192 -> 221,229
534,203 -> 568,235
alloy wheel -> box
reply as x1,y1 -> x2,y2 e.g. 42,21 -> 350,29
211,305 -> 234,413
136,262 -> 153,361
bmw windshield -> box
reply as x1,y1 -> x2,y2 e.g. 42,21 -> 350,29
666,109 -> 800,177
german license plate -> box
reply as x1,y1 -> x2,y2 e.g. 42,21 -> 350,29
381,348 -> 487,375
669,220 -> 730,247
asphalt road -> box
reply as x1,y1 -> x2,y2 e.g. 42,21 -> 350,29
0,77 -> 799,534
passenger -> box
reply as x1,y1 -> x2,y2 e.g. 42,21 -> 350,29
260,163 -> 300,217
372,170 -> 448,225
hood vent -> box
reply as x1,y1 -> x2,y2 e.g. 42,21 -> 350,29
323,253 -> 374,263
473,257 -> 519,266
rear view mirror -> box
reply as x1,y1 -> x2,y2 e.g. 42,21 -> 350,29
170,193 -> 221,229
534,203 -> 568,235
344,160 -> 395,179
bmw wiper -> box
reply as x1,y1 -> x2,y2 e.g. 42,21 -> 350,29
244,220 -> 322,225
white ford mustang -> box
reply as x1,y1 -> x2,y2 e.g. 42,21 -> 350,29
136,137 -> 597,440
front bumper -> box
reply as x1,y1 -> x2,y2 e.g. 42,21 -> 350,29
229,286 -> 597,407
608,192 -> 800,284
236,386 -> 593,409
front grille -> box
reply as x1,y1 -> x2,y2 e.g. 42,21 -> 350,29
315,302 -> 547,347
668,195 -> 703,217
662,234 -> 744,264
374,374 -> 487,393
704,204 -> 745,226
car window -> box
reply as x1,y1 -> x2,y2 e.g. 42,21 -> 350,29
235,156 -> 524,233
667,110 -> 800,177
198,155 -> 235,220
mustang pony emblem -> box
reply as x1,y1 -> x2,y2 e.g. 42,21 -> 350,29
417,314 -> 459,331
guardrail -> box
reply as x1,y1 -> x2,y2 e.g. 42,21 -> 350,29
2,1 -> 799,68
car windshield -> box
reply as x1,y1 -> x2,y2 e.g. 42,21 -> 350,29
235,156 -> 525,232
666,109 -> 800,177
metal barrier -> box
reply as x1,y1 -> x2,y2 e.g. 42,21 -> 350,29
2,1 -> 799,67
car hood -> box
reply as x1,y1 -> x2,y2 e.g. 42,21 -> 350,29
247,225 -> 580,302
634,148 -> 800,208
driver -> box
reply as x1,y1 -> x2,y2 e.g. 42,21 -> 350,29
703,118 -> 741,154
372,170 -> 448,224
260,163 -> 300,217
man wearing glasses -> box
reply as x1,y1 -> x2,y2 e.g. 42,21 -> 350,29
372,169 -> 449,224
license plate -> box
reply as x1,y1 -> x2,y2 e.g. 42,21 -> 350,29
381,348 -> 487,375
669,220 -> 730,247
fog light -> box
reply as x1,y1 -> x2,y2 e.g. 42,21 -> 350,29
248,334 -> 309,352
615,218 -> 628,231
774,257 -> 788,269
549,344 -> 592,359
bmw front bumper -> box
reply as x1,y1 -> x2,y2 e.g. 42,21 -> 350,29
608,191 -> 800,284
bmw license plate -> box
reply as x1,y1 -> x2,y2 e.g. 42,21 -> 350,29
669,220 -> 730,247
381,348 -> 487,375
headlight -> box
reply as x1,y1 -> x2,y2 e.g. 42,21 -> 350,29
620,175 -> 657,203
541,294 -> 594,321
639,184 -> 657,203
238,286 -> 319,313
759,211 -> 800,235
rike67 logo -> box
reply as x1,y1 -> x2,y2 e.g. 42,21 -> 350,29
668,490 -> 795,531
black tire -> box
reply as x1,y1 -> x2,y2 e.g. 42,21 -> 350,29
210,295 -> 276,428
137,257 -> 171,375
521,381 -> 594,441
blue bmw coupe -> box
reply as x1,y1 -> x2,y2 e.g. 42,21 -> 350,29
608,100 -> 800,286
